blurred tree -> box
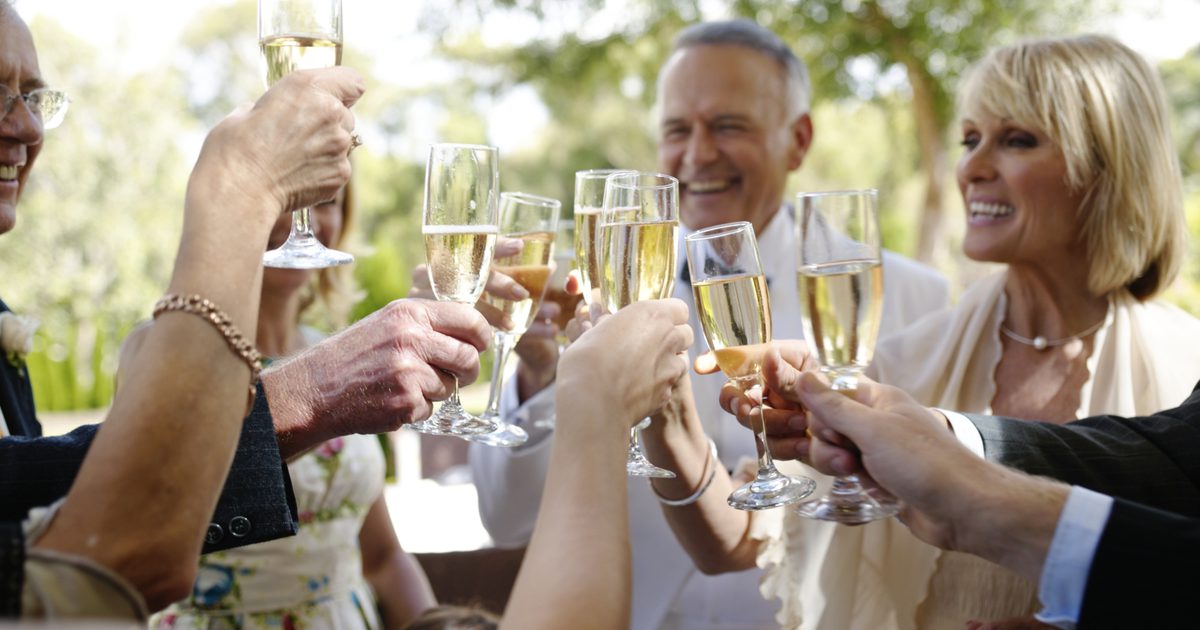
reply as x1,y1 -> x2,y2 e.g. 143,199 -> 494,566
9,16 -> 196,409
441,0 -> 1115,265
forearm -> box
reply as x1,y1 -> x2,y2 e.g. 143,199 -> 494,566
34,175 -> 276,609
501,392 -> 631,630
641,391 -> 756,574
953,462 -> 1069,582
365,550 -> 436,629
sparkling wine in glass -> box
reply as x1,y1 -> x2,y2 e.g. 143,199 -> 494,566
793,189 -> 898,524
575,169 -> 634,306
259,0 -> 355,269
408,143 -> 501,438
686,221 -> 817,510
600,171 -> 679,478
471,192 -> 561,447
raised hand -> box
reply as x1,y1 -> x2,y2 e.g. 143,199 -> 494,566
264,298 -> 491,456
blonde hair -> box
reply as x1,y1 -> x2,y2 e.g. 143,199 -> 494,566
300,180 -> 359,328
958,34 -> 1185,300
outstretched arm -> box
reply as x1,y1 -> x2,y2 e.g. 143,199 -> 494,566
502,299 -> 692,629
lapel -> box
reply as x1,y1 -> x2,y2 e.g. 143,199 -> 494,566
0,297 -> 41,438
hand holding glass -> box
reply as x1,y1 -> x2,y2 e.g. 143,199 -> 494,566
599,171 -> 679,478
258,0 -> 355,269
686,221 -> 817,509
472,192 -> 561,447
409,143 -> 500,438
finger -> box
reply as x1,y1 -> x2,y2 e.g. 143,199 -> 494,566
521,319 -> 558,340
564,270 -> 582,295
694,351 -> 720,375
766,435 -> 810,461
474,300 -> 515,332
416,334 -> 484,385
761,343 -> 809,405
412,300 -> 492,352
411,265 -> 432,290
494,235 -> 523,259
807,434 -> 864,477
535,300 -> 560,321
303,66 -> 367,108
670,322 -> 694,354
484,269 -> 530,302
796,372 -> 873,444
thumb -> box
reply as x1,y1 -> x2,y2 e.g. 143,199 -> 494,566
693,351 -> 720,375
796,372 -> 870,445
306,66 -> 366,108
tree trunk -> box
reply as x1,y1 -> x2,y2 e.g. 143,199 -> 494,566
904,63 -> 947,264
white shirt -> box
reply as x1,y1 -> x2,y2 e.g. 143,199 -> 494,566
472,206 -> 949,629
942,410 -> 1113,630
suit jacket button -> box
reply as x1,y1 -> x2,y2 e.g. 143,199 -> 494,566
205,523 -> 223,544
229,516 -> 252,538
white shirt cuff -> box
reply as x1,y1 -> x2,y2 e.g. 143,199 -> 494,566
1034,486 -> 1113,629
936,408 -> 985,458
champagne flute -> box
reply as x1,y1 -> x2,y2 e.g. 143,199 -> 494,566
408,143 -> 501,438
531,221 -> 583,431
471,192 -> 561,447
600,171 -> 679,478
575,169 -> 635,306
794,189 -> 899,524
259,0 -> 356,269
685,221 -> 817,510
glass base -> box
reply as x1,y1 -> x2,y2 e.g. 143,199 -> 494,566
793,479 -> 900,524
263,234 -> 354,269
627,449 -> 675,478
469,421 -> 529,448
727,471 -> 817,511
406,400 -> 496,437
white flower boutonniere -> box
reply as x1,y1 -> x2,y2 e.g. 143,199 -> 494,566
0,311 -> 39,376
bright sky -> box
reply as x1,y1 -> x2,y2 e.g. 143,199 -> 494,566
13,0 -> 1200,154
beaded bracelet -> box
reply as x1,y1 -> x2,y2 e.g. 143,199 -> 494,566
651,437 -> 719,507
153,294 -> 263,414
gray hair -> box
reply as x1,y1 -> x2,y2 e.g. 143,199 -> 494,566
668,19 -> 812,117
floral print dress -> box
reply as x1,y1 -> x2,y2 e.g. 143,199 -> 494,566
155,433 -> 386,629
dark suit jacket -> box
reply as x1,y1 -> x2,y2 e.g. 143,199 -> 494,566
967,382 -> 1200,628
0,297 -> 299,616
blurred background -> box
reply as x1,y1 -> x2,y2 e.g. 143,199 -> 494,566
6,0 -> 1200,554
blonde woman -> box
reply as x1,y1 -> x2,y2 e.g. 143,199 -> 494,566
649,34 -> 1200,630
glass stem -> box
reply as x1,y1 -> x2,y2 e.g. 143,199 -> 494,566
483,330 -> 516,418
831,475 -> 868,495
291,207 -> 315,239
750,382 -> 776,477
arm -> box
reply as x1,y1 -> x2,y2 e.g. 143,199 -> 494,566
31,68 -> 363,611
968,399 -> 1200,516
358,495 -> 436,629
639,376 -> 757,574
501,299 -> 692,630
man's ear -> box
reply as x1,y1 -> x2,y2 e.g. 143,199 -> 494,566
787,113 -> 814,171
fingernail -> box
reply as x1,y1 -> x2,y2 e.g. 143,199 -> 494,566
788,414 -> 806,430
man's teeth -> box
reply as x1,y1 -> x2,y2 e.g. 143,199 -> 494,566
689,179 -> 731,193
0,165 -> 19,181
969,201 -> 1014,217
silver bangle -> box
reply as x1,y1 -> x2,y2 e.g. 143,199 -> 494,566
651,438 -> 719,507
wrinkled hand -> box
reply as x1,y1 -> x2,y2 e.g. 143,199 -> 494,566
559,299 -> 693,428
409,237 -> 528,331
265,299 -> 490,455
704,340 -> 820,460
194,67 -> 364,223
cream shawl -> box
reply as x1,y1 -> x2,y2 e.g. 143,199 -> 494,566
752,271 -> 1200,629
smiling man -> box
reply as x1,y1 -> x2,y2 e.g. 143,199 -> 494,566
470,20 -> 950,629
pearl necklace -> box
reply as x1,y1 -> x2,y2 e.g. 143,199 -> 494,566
1000,317 -> 1106,351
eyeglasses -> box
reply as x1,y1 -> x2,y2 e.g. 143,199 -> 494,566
1,84 -> 69,130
